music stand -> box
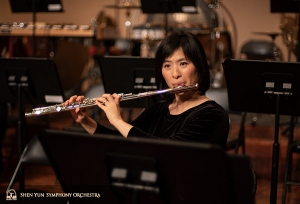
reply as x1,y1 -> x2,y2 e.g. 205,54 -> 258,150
37,129 -> 255,204
97,56 -> 160,109
9,0 -> 63,57
270,0 -> 300,13
222,59 -> 300,204
0,57 -> 65,155
140,0 -> 197,35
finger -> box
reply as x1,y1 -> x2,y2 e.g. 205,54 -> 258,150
75,95 -> 85,102
69,95 -> 79,104
102,98 -> 108,106
112,93 -> 121,102
101,94 -> 112,100
64,95 -> 77,106
95,97 -> 108,106
95,99 -> 107,107
70,95 -> 78,100
75,107 -> 85,113
99,94 -> 115,104
103,94 -> 115,102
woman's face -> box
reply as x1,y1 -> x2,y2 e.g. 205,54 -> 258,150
161,48 -> 198,89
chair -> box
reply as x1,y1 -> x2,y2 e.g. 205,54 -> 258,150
282,139 -> 300,204
206,87 -> 247,154
227,154 -> 257,203
226,112 -> 247,154
5,136 -> 68,203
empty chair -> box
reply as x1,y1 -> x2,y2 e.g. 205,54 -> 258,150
206,87 -> 247,154
282,139 -> 300,204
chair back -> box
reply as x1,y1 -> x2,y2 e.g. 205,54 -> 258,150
206,87 -> 247,154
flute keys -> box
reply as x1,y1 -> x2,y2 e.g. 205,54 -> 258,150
35,110 -> 42,115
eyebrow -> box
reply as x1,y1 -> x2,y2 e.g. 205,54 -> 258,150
163,57 -> 187,63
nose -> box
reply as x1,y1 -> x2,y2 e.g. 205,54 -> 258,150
172,66 -> 181,79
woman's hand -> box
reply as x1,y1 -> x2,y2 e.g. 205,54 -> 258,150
63,95 -> 87,123
95,93 -> 133,137
95,93 -> 122,126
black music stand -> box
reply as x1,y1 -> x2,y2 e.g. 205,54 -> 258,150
38,129 -> 255,204
98,56 -> 160,109
0,57 -> 65,156
1,57 -> 65,189
140,0 -> 197,35
270,0 -> 300,13
9,0 -> 63,57
222,59 -> 300,204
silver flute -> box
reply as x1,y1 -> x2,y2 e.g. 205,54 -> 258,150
25,84 -> 198,117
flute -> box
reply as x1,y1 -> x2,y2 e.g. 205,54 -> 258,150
25,84 -> 198,117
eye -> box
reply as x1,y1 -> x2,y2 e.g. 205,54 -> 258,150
180,61 -> 188,67
163,63 -> 171,69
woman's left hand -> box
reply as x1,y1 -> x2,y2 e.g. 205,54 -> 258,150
95,93 -> 123,126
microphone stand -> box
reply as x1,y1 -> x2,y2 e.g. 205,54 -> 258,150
31,0 -> 37,57
162,0 -> 170,37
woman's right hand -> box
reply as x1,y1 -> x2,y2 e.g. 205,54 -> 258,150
63,95 -> 87,123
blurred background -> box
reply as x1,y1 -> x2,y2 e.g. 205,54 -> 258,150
1,1 -> 300,203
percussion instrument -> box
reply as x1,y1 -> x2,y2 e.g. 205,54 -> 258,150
105,0 -> 140,9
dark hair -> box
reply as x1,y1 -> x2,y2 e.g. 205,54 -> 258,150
155,31 -> 210,95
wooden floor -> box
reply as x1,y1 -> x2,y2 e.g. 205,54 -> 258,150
1,109 -> 300,203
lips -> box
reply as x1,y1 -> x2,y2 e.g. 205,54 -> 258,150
172,83 -> 185,88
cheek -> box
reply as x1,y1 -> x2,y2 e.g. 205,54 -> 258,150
185,68 -> 197,78
161,69 -> 169,79
190,70 -> 199,83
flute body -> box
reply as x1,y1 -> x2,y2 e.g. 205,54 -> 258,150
25,84 -> 198,117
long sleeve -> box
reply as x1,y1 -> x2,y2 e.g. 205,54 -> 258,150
94,123 -> 121,136
128,100 -> 229,148
94,100 -> 229,148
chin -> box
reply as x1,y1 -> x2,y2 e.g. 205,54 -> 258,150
175,92 -> 186,96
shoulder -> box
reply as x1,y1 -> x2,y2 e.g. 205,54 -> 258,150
188,100 -> 228,120
194,100 -> 226,112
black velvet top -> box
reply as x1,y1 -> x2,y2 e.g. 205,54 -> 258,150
95,99 -> 229,148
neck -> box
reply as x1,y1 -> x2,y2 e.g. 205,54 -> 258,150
170,91 -> 208,114
174,90 -> 201,103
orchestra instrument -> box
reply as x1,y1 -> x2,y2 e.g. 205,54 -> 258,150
252,31 -> 282,40
105,0 -> 140,9
0,23 -> 94,37
280,14 -> 299,61
252,31 -> 282,61
0,22 -> 95,59
25,84 -> 198,117
131,0 -> 233,69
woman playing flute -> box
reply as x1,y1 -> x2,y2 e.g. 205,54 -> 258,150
64,31 -> 229,148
